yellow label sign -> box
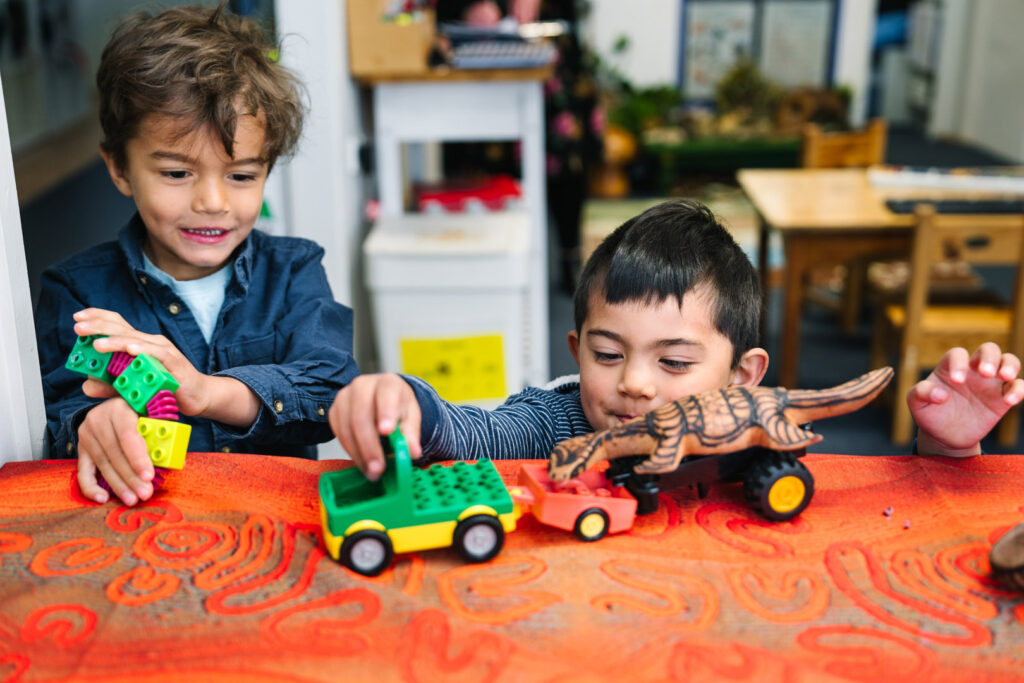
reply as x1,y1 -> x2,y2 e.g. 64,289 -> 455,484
400,334 -> 506,403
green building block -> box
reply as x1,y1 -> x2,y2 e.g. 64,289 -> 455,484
113,355 -> 180,414
65,335 -> 114,383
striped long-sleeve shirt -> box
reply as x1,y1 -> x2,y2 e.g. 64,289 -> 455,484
406,375 -> 594,462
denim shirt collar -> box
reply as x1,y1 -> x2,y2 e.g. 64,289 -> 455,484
116,212 -> 253,294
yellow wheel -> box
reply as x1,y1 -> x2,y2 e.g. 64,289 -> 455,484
743,452 -> 814,521
574,508 -> 610,542
767,475 -> 806,514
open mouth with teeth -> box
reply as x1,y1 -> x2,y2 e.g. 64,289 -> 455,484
181,228 -> 229,244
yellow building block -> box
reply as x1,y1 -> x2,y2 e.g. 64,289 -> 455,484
137,418 -> 191,470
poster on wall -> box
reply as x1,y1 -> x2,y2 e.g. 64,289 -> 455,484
759,0 -> 832,88
684,1 -> 756,100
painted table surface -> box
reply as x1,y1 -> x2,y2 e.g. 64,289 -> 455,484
0,452 -> 1022,682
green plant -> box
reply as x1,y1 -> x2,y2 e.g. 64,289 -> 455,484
715,58 -> 781,121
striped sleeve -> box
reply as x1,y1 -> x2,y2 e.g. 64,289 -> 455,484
404,376 -> 593,462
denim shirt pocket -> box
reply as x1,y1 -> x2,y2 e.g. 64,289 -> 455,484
222,331 -> 277,367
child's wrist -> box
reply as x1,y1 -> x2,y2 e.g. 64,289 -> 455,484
915,430 -> 981,458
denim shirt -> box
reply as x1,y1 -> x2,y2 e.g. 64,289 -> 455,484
34,214 -> 359,459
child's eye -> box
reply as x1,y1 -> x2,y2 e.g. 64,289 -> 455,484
161,170 -> 189,180
593,351 -> 621,363
661,359 -> 694,372
229,173 -> 257,182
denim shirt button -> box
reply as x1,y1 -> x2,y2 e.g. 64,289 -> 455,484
139,275 -> 148,286
273,400 -> 284,414
316,406 -> 325,417
66,441 -> 74,454
168,302 -> 182,315
221,446 -> 231,453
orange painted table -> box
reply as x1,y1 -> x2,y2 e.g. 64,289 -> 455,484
1,452 -> 1022,681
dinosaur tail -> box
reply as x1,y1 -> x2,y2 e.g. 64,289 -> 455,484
783,366 -> 894,424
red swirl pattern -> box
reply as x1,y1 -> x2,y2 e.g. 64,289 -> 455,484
0,452 -> 1021,681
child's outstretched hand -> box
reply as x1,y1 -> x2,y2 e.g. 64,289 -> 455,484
908,343 -> 1024,457
328,373 -> 422,481
77,397 -> 155,505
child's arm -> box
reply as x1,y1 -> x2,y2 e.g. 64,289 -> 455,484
908,343 -> 1024,457
330,372 -> 594,480
74,308 -> 260,426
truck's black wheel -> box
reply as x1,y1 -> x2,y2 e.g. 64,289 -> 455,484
743,452 -> 814,521
340,529 -> 394,576
454,514 -> 504,563
574,508 -> 610,542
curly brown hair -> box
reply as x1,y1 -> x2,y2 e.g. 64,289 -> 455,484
97,2 -> 304,171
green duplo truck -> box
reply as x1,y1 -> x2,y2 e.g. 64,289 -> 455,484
318,429 -> 519,576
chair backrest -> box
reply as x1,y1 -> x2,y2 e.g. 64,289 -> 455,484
904,203 -> 1024,358
801,118 -> 887,168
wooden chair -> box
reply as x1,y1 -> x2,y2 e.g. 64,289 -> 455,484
801,118 -> 887,169
800,119 -> 888,332
870,204 -> 1024,445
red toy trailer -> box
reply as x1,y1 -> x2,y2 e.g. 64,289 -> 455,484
508,463 -> 637,542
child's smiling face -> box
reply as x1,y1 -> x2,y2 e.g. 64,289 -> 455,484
569,286 -> 766,432
101,113 -> 269,280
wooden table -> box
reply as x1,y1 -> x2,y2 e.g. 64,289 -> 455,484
737,168 -> 1021,388
2,452 -> 1023,680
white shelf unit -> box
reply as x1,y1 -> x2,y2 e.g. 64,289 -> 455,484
371,77 -> 550,388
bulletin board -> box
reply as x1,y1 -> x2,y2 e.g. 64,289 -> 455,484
680,0 -> 839,102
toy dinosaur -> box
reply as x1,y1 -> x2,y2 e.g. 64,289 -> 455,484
548,367 -> 894,483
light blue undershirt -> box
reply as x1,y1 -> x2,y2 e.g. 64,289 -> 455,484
142,253 -> 231,343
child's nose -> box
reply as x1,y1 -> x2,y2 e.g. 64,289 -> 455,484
193,178 -> 228,213
618,363 -> 656,399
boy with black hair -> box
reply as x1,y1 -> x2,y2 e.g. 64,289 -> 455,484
35,4 -> 358,506
330,200 -> 1023,479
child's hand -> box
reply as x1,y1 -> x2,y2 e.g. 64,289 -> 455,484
328,373 -> 422,481
908,343 -> 1024,457
73,308 -> 210,416
77,397 -> 155,505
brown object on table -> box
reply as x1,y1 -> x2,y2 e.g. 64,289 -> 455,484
346,1 -> 435,78
548,366 -> 893,482
799,118 -> 888,335
869,203 -> 1024,444
990,520 -> 1024,591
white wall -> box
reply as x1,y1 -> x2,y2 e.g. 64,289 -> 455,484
957,0 -> 1024,161
583,0 -> 681,88
832,0 -> 878,126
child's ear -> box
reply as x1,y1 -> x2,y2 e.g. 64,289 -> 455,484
99,148 -> 134,198
730,347 -> 769,387
567,330 -> 581,367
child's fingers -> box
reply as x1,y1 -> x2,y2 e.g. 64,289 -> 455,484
940,346 -> 970,383
76,453 -> 109,504
1003,378 -> 1024,405
907,379 -> 948,409
78,427 -> 137,506
998,353 -> 1022,382
73,309 -> 135,337
971,342 -> 1002,378
374,377 -> 421,458
330,380 -> 386,480
82,378 -> 119,399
